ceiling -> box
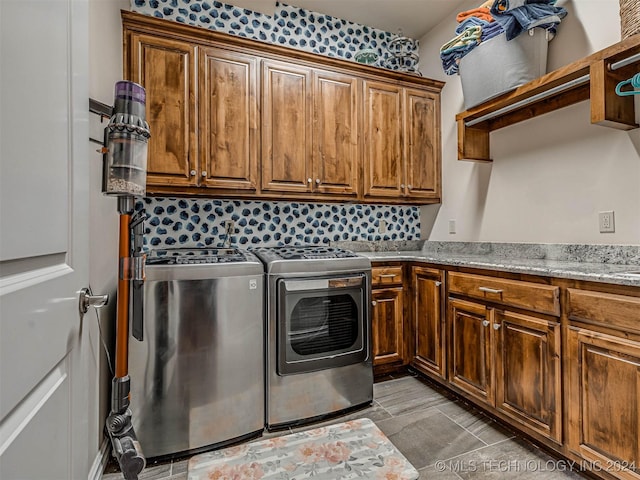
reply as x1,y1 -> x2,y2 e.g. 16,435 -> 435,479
226,0 -> 469,39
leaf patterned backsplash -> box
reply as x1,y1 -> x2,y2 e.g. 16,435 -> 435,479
139,197 -> 420,248
130,0 -> 418,71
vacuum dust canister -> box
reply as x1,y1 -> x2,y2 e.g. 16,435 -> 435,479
102,81 -> 151,197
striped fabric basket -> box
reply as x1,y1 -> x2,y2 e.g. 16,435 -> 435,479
620,0 -> 640,39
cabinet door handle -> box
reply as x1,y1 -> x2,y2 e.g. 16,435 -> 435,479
400,183 -> 405,189
435,281 -> 442,287
407,184 -> 413,190
371,300 -> 377,306
482,320 -> 490,327
315,178 -> 321,185
190,170 -> 197,176
479,286 -> 503,294
379,274 -> 397,278
493,323 -> 501,330
307,178 -> 313,184
201,171 -> 207,177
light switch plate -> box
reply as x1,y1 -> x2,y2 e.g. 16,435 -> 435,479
448,220 -> 456,234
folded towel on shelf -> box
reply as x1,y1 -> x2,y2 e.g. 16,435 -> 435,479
455,16 -> 493,35
481,21 -> 505,42
440,25 -> 482,75
457,7 -> 494,23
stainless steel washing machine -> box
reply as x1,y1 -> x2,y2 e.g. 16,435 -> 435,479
128,248 -> 264,459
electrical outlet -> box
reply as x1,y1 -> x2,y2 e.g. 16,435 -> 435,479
379,219 -> 387,233
599,211 -> 615,233
224,220 -> 235,236
448,219 -> 457,234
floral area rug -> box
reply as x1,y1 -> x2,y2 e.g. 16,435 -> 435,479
187,417 -> 419,480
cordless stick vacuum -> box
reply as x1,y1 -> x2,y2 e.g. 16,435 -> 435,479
101,81 -> 150,480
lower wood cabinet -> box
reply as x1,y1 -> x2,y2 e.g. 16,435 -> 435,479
448,297 -> 493,405
411,267 -> 445,379
371,265 -> 406,373
367,261 -> 640,480
494,309 -> 561,443
371,287 -> 404,367
447,272 -> 562,443
566,289 -> 640,479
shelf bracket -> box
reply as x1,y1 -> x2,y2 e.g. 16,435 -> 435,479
590,58 -> 638,130
458,120 -> 491,162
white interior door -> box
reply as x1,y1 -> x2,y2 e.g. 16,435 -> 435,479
0,0 -> 92,479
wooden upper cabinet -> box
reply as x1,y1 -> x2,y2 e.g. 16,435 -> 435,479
363,80 -> 403,198
261,60 -> 312,193
405,88 -> 441,200
199,47 -> 258,191
312,70 -> 358,196
128,33 -> 197,187
363,81 -> 442,201
122,12 -> 444,202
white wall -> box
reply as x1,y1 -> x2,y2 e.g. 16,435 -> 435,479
88,0 -> 129,450
419,0 -> 640,244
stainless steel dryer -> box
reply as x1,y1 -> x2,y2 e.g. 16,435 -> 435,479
128,248 -> 264,459
252,246 -> 373,430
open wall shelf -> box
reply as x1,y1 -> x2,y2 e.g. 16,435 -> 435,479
456,34 -> 640,162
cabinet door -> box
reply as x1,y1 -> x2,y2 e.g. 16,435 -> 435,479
372,287 -> 404,366
199,47 -> 258,191
448,298 -> 493,405
567,327 -> 640,479
412,267 -> 445,379
404,88 -> 440,200
129,33 -> 197,187
312,71 -> 358,196
261,60 -> 312,193
494,310 -> 561,442
363,80 -> 403,198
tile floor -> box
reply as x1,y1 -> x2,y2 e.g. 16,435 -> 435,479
102,373 -> 584,480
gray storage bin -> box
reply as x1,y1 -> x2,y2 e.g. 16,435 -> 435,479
459,28 -> 550,110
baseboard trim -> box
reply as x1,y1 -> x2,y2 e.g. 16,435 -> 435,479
88,439 -> 110,480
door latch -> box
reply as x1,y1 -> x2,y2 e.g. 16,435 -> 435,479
79,287 -> 109,315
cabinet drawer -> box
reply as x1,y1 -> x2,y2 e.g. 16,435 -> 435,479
448,272 -> 560,317
372,266 -> 403,286
567,288 -> 640,335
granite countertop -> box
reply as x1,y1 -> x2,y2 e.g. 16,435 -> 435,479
334,241 -> 640,287
361,250 -> 640,287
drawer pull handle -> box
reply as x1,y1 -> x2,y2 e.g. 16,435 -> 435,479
493,323 -> 501,330
371,301 -> 377,306
379,274 -> 397,278
482,320 -> 490,327
479,286 -> 503,294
